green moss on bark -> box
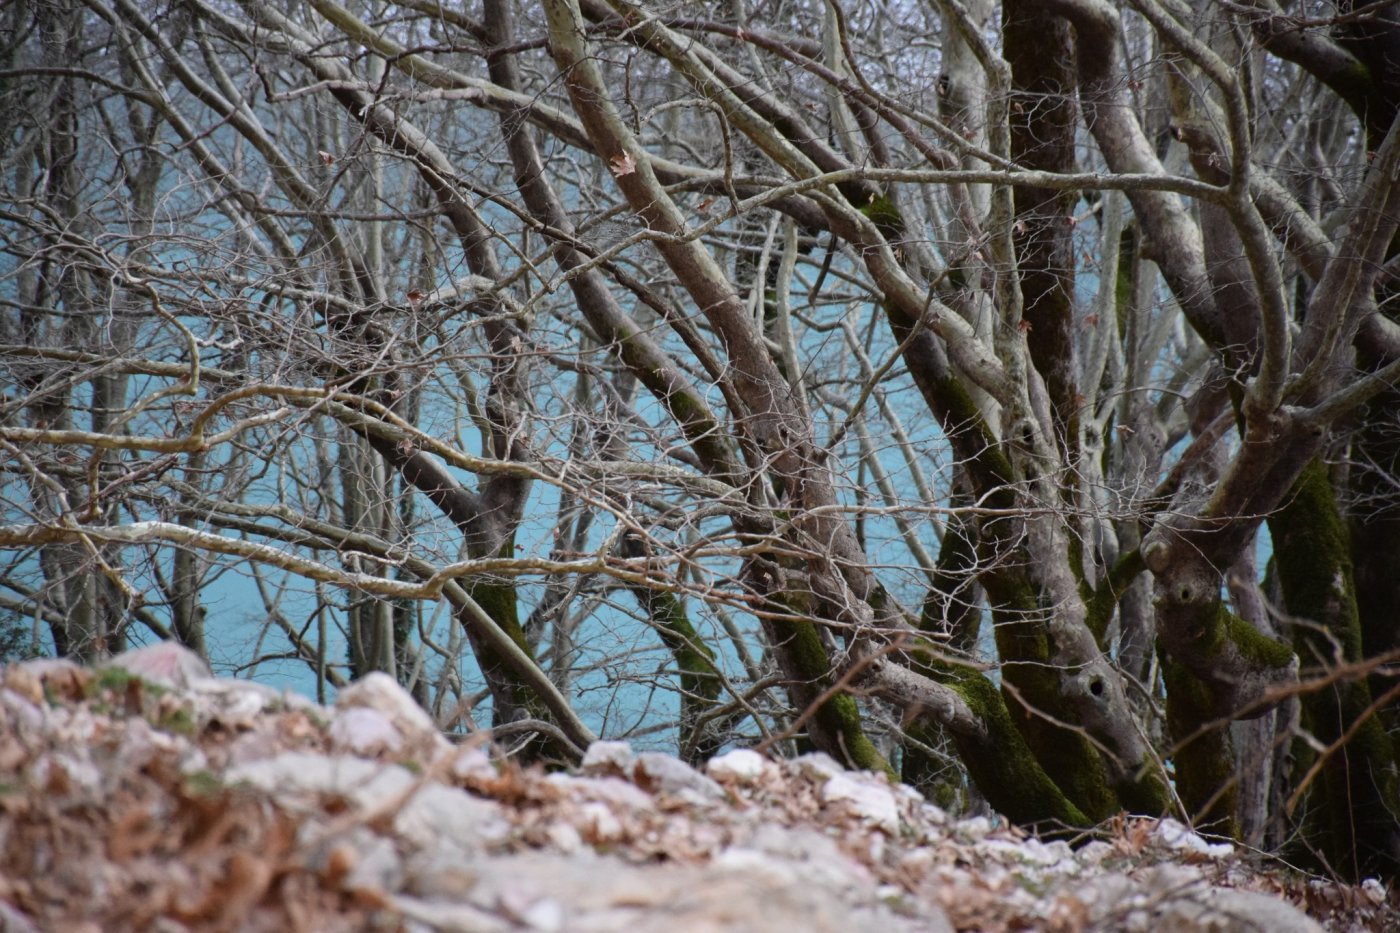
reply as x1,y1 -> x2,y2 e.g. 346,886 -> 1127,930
633,586 -> 723,762
906,657 -> 1089,830
464,539 -> 573,763
886,332 -> 1119,820
1162,654 -> 1238,836
860,194 -> 905,241
1085,548 -> 1145,646
784,618 -> 892,777
991,596 -> 1119,822
1270,460 -> 1400,880
871,206 -> 1122,825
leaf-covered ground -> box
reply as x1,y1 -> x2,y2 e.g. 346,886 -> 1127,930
0,644 -> 1392,932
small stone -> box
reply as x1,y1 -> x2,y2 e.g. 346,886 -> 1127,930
792,751 -> 844,783
1152,818 -> 1234,858
345,834 -> 405,895
405,848 -> 481,899
544,821 -> 582,853
0,900 -> 39,933
444,744 -> 496,783
104,642 -> 211,689
576,801 -> 625,843
0,688 -> 46,734
634,751 -> 724,802
706,748 -> 770,784
1077,840 -> 1116,867
1139,866 -> 1324,933
189,677 -> 281,729
32,752 -> 102,802
112,717 -> 180,773
228,752 -> 507,849
389,895 -> 511,933
497,889 -> 566,933
335,673 -> 442,752
711,847 -> 801,886
549,774 -> 653,810
917,801 -> 948,827
311,827 -> 403,895
395,783 -> 509,850
957,816 -> 992,841
821,773 -> 899,834
519,898 -> 565,932
580,740 -> 635,774
330,707 -> 403,756
727,824 -> 871,891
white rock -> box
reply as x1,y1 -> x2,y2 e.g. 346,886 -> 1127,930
821,773 -> 900,834
47,704 -> 99,746
33,751 -> 104,799
956,816 -> 992,841
1152,817 -> 1234,858
311,827 -> 403,895
1137,866 -> 1325,933
1,688 -> 46,734
336,672 -> 441,749
545,821 -> 583,853
793,751 -> 844,782
226,752 -> 507,849
177,745 -> 209,775
430,851 -> 934,933
188,677 -> 282,728
580,740 -> 635,774
396,783 -> 510,850
549,774 -> 654,810
330,707 -> 403,755
112,717 -> 180,773
104,642 -> 211,689
1077,839 -> 1116,867
634,751 -> 724,801
445,744 -> 496,782
712,847 -> 802,886
977,836 -> 1070,869
348,834 -> 406,894
0,900 -> 39,933
706,748 -> 770,784
228,751 -> 408,802
576,801 -> 625,843
732,825 -> 870,891
516,897 -> 565,932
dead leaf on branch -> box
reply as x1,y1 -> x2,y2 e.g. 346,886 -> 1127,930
609,152 -> 637,177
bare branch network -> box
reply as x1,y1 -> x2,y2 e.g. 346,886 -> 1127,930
2,0 -> 1399,882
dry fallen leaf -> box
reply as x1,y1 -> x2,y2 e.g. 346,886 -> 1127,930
609,152 -> 637,176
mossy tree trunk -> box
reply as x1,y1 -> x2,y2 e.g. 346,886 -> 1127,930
1271,461 -> 1400,879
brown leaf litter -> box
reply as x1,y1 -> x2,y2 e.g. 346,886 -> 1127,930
0,645 -> 1394,932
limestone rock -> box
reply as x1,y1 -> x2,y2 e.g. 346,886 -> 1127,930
103,641 -> 211,688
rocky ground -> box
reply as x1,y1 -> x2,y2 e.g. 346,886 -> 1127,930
0,643 -> 1393,932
